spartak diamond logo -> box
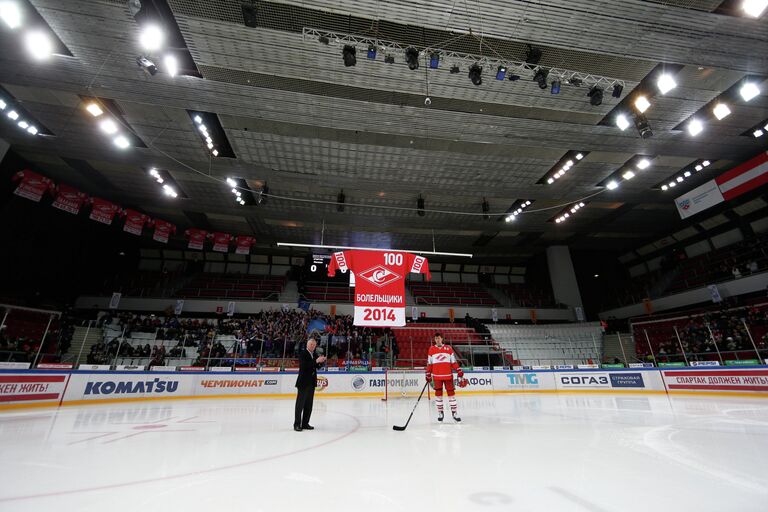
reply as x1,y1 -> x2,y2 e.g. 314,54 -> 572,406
358,265 -> 401,288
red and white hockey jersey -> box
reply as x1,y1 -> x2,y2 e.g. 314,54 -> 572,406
185,228 -> 207,250
51,184 -> 88,215
88,197 -> 120,225
426,344 -> 460,380
122,209 -> 150,236
151,219 -> 176,244
210,232 -> 232,252
235,236 -> 256,255
12,170 -> 54,202
327,250 -> 430,327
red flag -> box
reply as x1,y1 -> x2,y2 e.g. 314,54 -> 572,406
122,209 -> 150,236
88,197 -> 120,225
151,219 -> 176,244
11,169 -> 54,202
51,184 -> 88,215
235,236 -> 256,255
185,228 -> 208,250
210,232 -> 232,252
715,151 -> 768,201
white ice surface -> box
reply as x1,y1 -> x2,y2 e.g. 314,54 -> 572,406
1,394 -> 767,511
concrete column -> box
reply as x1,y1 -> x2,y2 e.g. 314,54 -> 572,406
546,245 -> 584,311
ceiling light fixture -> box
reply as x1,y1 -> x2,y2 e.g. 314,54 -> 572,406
113,135 -> 130,149
742,0 -> 768,17
533,68 -> 548,89
637,158 -> 651,170
405,47 -> 419,70
468,64 -> 483,86
587,86 -> 603,106
687,118 -> 704,136
712,103 -> 731,120
342,45 -> 356,67
139,25 -> 164,51
740,82 -> 760,102
634,95 -> 651,113
616,114 -> 630,131
496,65 -> 506,81
25,30 -> 53,60
606,180 -> 619,190
622,170 -> 635,180
99,118 -> 118,134
657,73 -> 677,94
164,54 -> 178,77
86,103 -> 103,117
0,1 -> 22,29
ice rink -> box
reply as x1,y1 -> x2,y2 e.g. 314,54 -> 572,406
1,394 -> 767,512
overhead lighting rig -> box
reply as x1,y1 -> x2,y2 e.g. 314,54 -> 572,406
554,202 -> 586,224
188,111 -> 235,158
81,96 -> 146,150
503,200 -> 533,222
657,160 -> 713,191
0,85 -> 52,137
148,167 -> 187,199
0,0 -> 72,61
302,27 -> 627,93
597,155 -> 654,189
540,151 -> 588,185
226,177 -> 255,206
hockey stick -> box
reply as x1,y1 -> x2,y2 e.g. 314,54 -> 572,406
393,381 -> 430,431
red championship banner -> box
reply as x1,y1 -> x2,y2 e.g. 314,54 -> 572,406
88,197 -> 121,225
185,228 -> 208,250
51,184 -> 88,215
210,232 -> 232,252
151,219 -> 176,244
11,169 -> 54,202
235,236 -> 256,255
122,209 -> 150,236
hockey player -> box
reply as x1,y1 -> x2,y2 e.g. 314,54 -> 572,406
426,332 -> 463,422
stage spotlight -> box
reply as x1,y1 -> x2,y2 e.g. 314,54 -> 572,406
687,118 -> 703,136
657,73 -> 677,94
612,84 -> 623,98
318,35 -> 330,45
525,45 -> 542,65
7,110 -> 18,120
0,1 -> 22,29
405,48 -> 420,70
740,82 -> 760,101
568,78 -> 583,86
99,119 -> 118,134
367,45 -> 376,60
482,199 -> 490,220
25,30 -> 53,60
450,64 -> 460,74
496,66 -> 506,81
637,158 -> 651,170
468,64 -> 482,86
616,113 -> 630,131
429,52 -> 439,69
550,79 -> 561,94
606,180 -> 619,190
742,0 -> 768,17
342,45 -> 356,67
508,73 -> 520,81
417,195 -> 425,217
713,103 -> 731,120
139,25 -> 164,51
533,68 -> 548,89
113,135 -> 130,149
634,95 -> 651,113
163,54 -> 178,77
588,86 -> 603,106
634,113 -> 653,139
384,55 -> 394,64
136,55 -> 157,75
337,190 -> 345,212
622,170 -> 635,180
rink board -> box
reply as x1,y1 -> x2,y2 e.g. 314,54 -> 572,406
0,367 -> 766,410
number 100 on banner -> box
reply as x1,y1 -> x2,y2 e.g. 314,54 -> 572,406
354,306 -> 405,327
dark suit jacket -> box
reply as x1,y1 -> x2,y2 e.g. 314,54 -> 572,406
295,349 -> 321,389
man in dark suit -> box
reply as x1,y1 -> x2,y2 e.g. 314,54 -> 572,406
294,337 -> 326,431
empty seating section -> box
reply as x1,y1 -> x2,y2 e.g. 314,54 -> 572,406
176,274 -> 285,300
1,308 -> 59,346
498,284 -> 557,308
486,323 -> 603,366
301,282 -> 353,302
391,323 -> 487,366
409,283 -> 498,306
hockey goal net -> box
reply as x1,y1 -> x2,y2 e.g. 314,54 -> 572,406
383,369 -> 430,401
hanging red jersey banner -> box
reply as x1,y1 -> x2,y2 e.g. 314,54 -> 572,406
235,236 -> 256,255
185,228 -> 207,250
151,219 -> 176,244
51,184 -> 88,215
12,169 -> 54,202
327,250 -> 431,327
210,232 -> 232,252
122,209 -> 150,236
88,197 -> 120,225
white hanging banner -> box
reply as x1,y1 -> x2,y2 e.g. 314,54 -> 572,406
174,299 -> 184,315
411,306 -> 418,321
227,301 -> 236,317
708,284 -> 723,303
491,308 -> 498,323
674,179 -> 724,219
109,292 -> 121,310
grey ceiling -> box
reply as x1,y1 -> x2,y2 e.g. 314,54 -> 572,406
0,0 -> 767,263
